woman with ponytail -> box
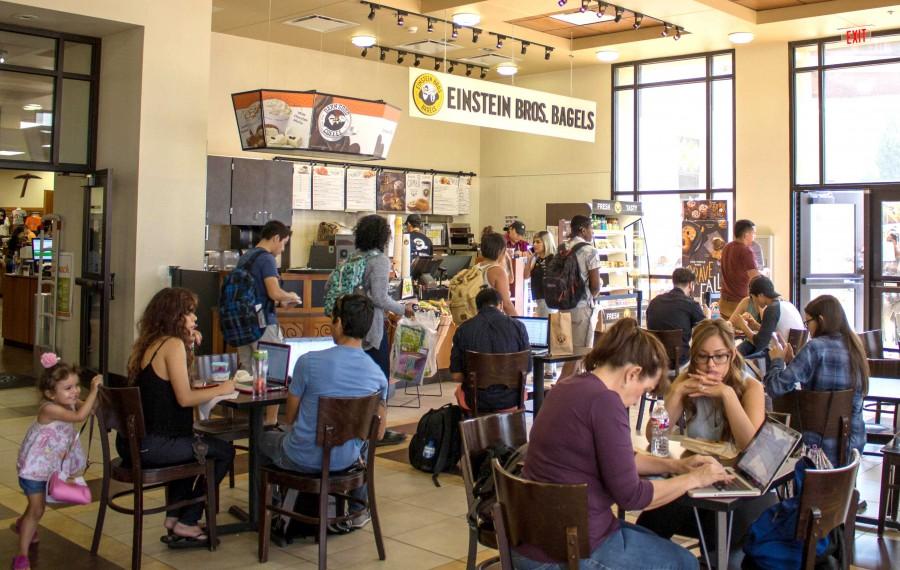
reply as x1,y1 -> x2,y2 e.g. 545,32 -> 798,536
514,319 -> 729,570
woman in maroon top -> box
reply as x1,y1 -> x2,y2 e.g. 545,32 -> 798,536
515,319 -> 730,569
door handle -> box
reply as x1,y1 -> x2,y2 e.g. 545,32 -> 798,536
109,273 -> 115,301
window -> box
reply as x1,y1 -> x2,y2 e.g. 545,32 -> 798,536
613,51 -> 735,286
0,26 -> 100,170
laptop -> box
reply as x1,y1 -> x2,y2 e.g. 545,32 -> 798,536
285,337 -> 337,379
513,316 -> 549,353
688,419 -> 801,498
235,341 -> 292,393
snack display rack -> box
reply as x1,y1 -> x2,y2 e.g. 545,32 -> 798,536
591,200 -> 647,330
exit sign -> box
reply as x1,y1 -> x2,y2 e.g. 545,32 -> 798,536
846,28 -> 869,44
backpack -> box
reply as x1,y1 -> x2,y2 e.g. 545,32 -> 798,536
742,458 -> 846,570
543,242 -> 590,310
448,264 -> 489,325
323,251 -> 376,317
468,442 -> 528,528
408,404 -> 463,487
219,249 -> 267,347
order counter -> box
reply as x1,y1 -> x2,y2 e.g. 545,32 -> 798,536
2,274 -> 38,347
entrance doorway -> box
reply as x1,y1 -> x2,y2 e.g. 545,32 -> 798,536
869,189 -> 900,357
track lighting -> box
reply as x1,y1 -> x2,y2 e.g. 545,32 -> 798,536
521,41 -> 529,55
434,59 -> 441,71
427,18 -> 434,33
480,67 -> 487,79
580,0 -> 589,12
379,48 -> 386,61
614,6 -> 624,23
397,52 -> 405,64
414,54 -> 421,67
674,27 -> 682,40
472,28 -> 480,42
448,62 -> 455,73
496,35 -> 504,49
557,0 -> 567,6
661,23 -> 670,37
633,13 -> 643,29
451,24 -> 459,39
367,4 -> 377,20
544,46 -> 553,60
466,64 -> 473,76
597,2 -> 608,17
396,11 -> 404,26
361,47 -> 368,57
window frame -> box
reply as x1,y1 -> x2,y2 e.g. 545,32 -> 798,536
612,49 -> 736,282
0,22 -> 101,171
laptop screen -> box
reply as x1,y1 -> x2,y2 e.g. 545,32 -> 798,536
257,342 -> 291,386
513,317 -> 549,348
736,420 -> 801,489
285,337 -> 336,379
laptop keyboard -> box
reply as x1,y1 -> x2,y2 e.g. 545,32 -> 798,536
713,479 -> 750,492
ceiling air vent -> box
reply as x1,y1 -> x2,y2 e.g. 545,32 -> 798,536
459,53 -> 514,66
394,39 -> 461,56
283,14 -> 358,33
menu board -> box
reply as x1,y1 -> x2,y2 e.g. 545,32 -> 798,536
433,174 -> 459,215
377,170 -> 406,212
405,172 -> 433,214
312,165 -> 345,211
458,176 -> 474,215
346,167 -> 377,211
291,163 -> 312,210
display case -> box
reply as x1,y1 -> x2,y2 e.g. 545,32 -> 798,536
591,200 -> 646,294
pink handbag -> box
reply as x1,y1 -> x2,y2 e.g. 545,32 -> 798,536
47,418 -> 93,505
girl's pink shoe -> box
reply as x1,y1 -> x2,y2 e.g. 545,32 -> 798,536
10,519 -> 38,544
11,555 -> 29,570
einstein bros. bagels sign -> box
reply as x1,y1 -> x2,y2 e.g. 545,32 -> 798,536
409,69 -> 596,143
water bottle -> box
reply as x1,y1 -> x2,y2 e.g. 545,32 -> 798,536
252,349 -> 268,398
423,440 -> 436,460
649,401 -> 670,457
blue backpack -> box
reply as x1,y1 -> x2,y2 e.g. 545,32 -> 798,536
742,458 -> 844,569
219,249 -> 267,347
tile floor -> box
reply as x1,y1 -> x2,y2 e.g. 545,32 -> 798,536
0,341 -> 896,569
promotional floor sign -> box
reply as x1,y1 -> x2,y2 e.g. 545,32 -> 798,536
682,200 -> 728,297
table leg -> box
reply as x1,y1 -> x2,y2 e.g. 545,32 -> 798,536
716,511 -> 729,570
219,406 -> 264,534
532,356 -> 545,415
693,507 -> 712,569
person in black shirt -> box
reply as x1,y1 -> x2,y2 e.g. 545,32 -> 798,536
405,214 -> 433,258
451,288 -> 532,414
646,268 -> 708,365
524,230 -> 557,317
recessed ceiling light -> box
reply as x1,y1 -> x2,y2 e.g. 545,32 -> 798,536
0,150 -> 25,156
595,50 -> 619,62
22,104 -> 42,111
452,13 -> 481,27
552,11 -> 614,26
351,35 -> 376,48
41,144 -> 51,148
14,14 -> 38,21
496,62 -> 518,76
728,32 -> 754,44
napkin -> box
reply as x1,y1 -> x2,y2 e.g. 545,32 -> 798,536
198,391 -> 239,421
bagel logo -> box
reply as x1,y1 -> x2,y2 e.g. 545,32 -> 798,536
413,73 -> 443,116
614,201 -> 623,214
318,103 -> 352,142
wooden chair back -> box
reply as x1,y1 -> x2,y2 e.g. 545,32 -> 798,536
316,393 -> 382,450
858,330 -> 883,359
492,459 -> 589,570
96,385 -> 146,441
787,329 -> 809,353
772,389 -> 854,466
465,350 -> 530,415
796,450 -> 861,569
459,412 -> 528,519
194,353 -> 239,380
648,329 -> 683,371
867,358 -> 900,379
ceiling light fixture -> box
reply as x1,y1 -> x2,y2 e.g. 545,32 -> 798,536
451,24 -> 459,39
674,27 -> 682,40
472,28 -> 481,42
0,151 -> 24,156
597,2 -> 608,17
661,23 -> 670,37
448,62 -> 455,73
452,13 -> 481,27
545,46 -> 553,60
414,54 -> 422,67
496,35 -> 504,49
480,67 -> 487,79
633,13 -> 643,29
466,64 -> 473,76
614,6 -> 624,23
0,50 -> 6,64
434,59 -> 441,71
396,11 -> 404,26
397,51 -> 405,63
558,0 -> 568,6
22,104 -> 42,111
361,47 -> 369,57
351,35 -> 377,48
367,4 -> 377,20
580,0 -> 589,13
728,31 -> 754,44
427,18 -> 434,32
379,48 -> 387,61
496,62 -> 518,76
595,49 -> 619,62
521,41 -> 530,55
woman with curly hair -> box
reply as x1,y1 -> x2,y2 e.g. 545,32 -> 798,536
118,287 -> 235,545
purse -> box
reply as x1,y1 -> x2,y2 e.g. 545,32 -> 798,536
47,417 -> 93,505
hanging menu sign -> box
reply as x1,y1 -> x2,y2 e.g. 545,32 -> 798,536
405,172 -> 433,214
346,167 -> 377,211
458,176 -> 474,215
433,174 -> 459,215
312,165 -> 345,211
378,170 -> 406,212
409,69 -> 597,142
291,163 -> 312,210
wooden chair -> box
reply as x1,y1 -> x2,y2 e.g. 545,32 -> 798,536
796,450 -> 861,569
636,329 -> 682,433
257,393 -> 385,570
464,350 -> 530,417
863,359 -> 899,448
772,389 -> 854,466
858,330 -> 883,358
460,411 -> 528,570
877,443 -> 900,538
92,386 -> 217,570
492,458 -> 590,570
787,328 -> 809,353
192,353 -> 248,488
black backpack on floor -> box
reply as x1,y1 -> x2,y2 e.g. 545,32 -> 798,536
408,404 -> 463,487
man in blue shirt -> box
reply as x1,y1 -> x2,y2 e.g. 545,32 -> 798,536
259,294 -> 387,529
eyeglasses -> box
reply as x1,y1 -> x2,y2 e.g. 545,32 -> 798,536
804,318 -> 816,327
694,352 -> 731,365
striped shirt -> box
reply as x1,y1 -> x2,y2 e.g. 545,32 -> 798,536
764,333 -> 865,465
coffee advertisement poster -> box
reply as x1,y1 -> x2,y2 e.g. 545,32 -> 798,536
682,200 -> 728,297
378,171 -> 406,212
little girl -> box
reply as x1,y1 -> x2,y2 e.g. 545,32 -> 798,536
13,353 -> 102,570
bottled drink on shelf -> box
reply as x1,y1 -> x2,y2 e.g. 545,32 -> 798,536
649,401 -> 670,457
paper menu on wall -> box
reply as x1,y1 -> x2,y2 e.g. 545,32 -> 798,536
312,165 -> 346,211
433,175 -> 459,215
458,176 -> 474,215
405,172 -> 433,214
292,163 -> 312,210
346,167 -> 377,211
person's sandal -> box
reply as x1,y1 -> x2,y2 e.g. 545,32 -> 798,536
11,555 -> 29,570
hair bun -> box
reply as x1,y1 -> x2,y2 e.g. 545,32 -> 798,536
40,352 -> 61,369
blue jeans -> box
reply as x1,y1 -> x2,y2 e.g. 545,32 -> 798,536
512,522 -> 698,570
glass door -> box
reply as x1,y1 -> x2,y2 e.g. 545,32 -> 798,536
795,190 -> 865,331
75,170 -> 112,375
869,189 -> 900,355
